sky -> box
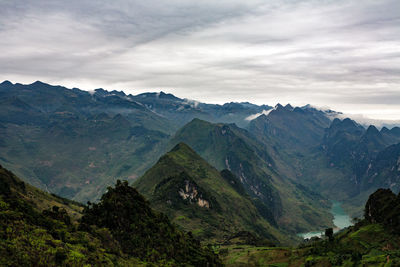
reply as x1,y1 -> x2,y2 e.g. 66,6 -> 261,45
1,0 -> 399,121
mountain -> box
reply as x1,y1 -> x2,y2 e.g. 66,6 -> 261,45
168,119 -> 334,234
3,79 -> 400,244
362,143 -> 400,194
130,92 -> 272,128
247,108 -> 400,218
248,104 -> 332,153
322,118 -> 366,168
0,81 -> 272,202
134,142 -> 286,244
0,81 -> 175,202
318,118 -> 400,215
0,164 -> 220,266
247,104 -> 335,188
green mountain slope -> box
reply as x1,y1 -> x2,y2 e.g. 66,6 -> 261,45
134,142 -> 287,244
0,164 -> 220,266
168,119 -> 333,235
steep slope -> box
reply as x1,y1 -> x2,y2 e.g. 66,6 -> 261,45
320,118 -> 400,215
0,164 -> 128,266
0,164 -> 220,266
381,126 -> 400,144
134,143 -> 287,244
168,120 -> 333,235
362,143 -> 400,194
322,118 -> 366,169
0,81 -> 174,202
247,108 -> 400,219
169,119 -> 278,215
247,104 -> 335,187
248,104 -> 331,153
323,118 -> 400,184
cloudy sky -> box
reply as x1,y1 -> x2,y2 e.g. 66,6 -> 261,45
1,0 -> 399,121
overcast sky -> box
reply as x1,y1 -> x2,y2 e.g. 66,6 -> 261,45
1,0 -> 399,121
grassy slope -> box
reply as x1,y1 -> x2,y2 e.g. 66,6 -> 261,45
0,166 -> 83,218
0,165 -> 146,266
134,142 -> 290,244
169,119 -> 333,235
220,223 -> 400,266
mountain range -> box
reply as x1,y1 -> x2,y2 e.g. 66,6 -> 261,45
1,80 -> 400,245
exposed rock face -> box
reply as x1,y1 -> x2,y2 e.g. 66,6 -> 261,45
178,180 -> 210,208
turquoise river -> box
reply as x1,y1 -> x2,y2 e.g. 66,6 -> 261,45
298,201 -> 352,239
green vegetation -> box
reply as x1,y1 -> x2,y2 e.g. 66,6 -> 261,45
135,142 -> 286,244
220,188 -> 400,266
81,180 -> 220,265
3,81 -> 400,266
0,165 -> 220,266
169,119 -> 334,236
0,82 -> 174,203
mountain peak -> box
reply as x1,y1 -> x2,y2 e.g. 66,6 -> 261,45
342,118 -> 359,128
110,90 -> 126,97
366,125 -> 380,135
158,91 -> 180,100
94,88 -> 108,96
31,80 -> 47,86
0,80 -> 13,86
284,104 -> 294,110
381,126 -> 390,134
274,103 -> 284,110
331,117 -> 341,125
135,139 -> 279,242
170,142 -> 194,153
329,118 -> 365,135
389,127 -> 400,136
293,107 -> 305,114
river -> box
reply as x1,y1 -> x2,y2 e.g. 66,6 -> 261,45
298,201 -> 352,239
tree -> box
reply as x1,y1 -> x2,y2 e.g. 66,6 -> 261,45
325,228 -> 333,241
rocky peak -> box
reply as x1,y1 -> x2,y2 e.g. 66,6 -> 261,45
381,126 -> 390,134
366,125 -> 380,136
284,104 -> 294,111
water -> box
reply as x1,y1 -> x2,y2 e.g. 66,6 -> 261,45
298,201 -> 352,239
331,201 -> 352,230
